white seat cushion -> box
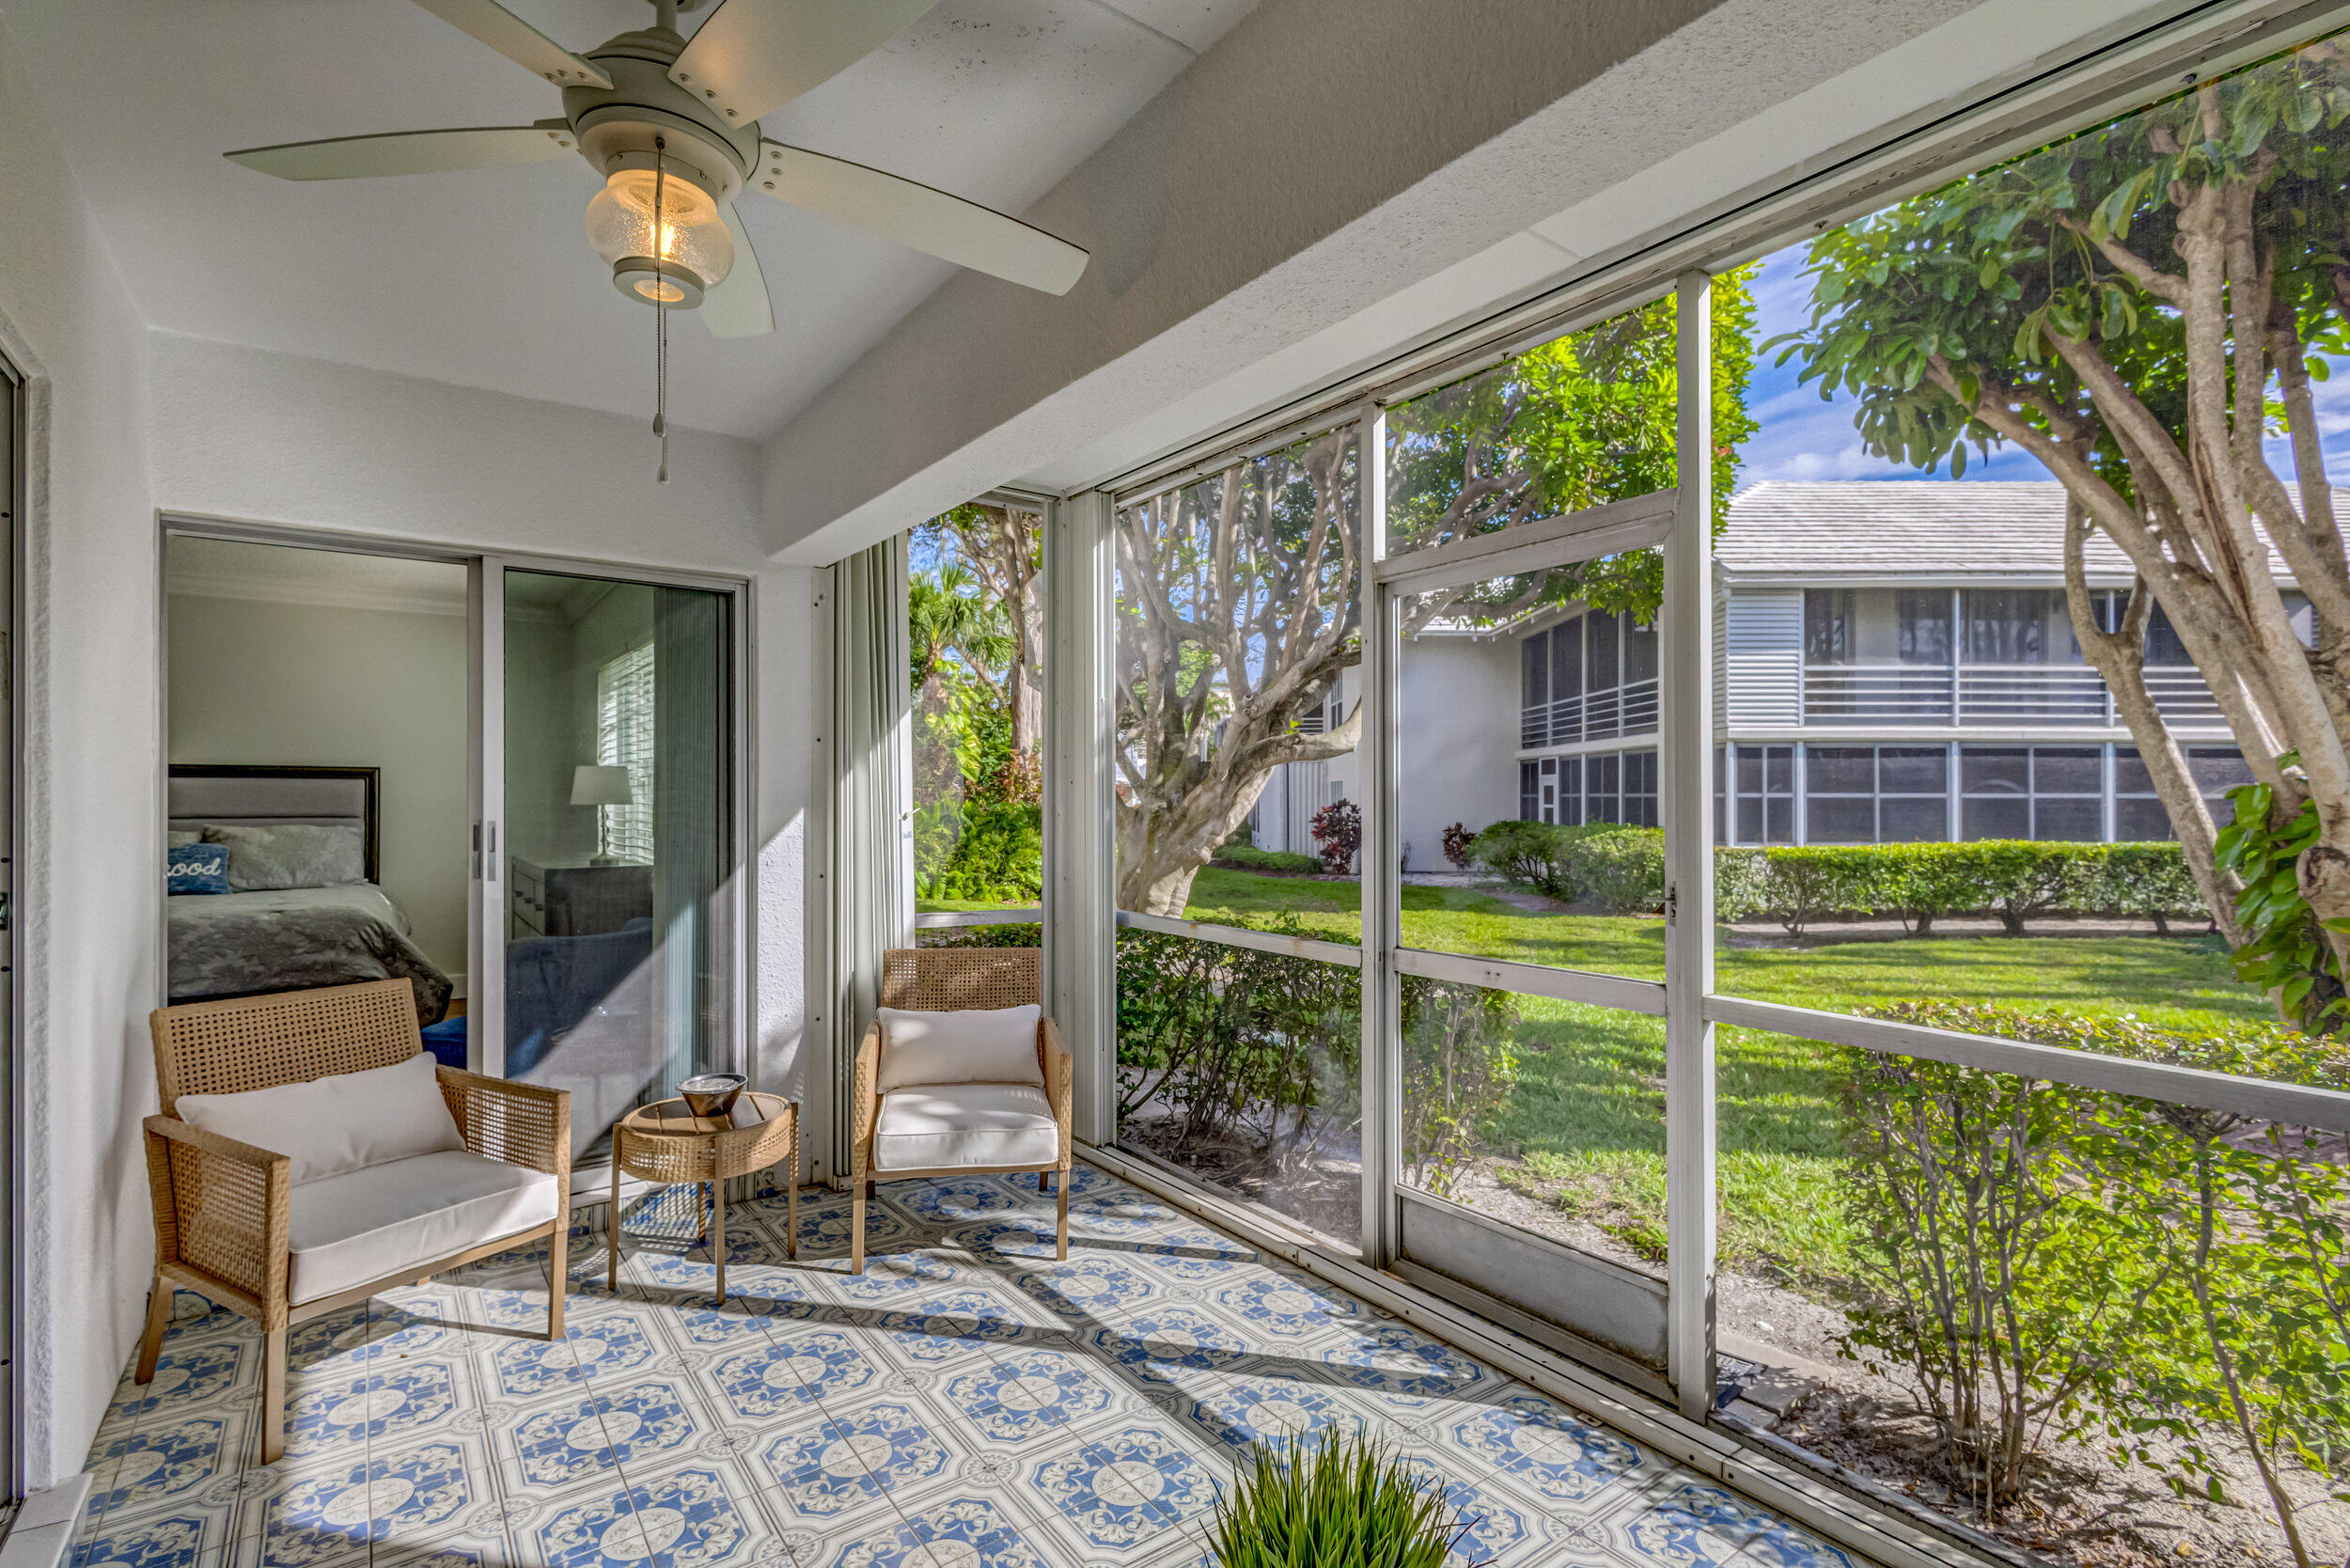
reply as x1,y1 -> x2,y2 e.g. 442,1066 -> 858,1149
289,1150 -> 558,1305
871,1083 -> 1058,1172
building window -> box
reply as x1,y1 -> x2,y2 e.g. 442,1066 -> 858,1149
1621,749 -> 1658,828
1520,759 -> 1540,822
596,642 -> 656,864
2114,745 -> 2253,840
1896,589 -> 1950,665
1587,752 -> 1622,823
1804,745 -> 1949,843
1960,744 -> 2100,840
1962,588 -> 2083,665
1805,589 -> 1854,666
1732,744 -> 1794,844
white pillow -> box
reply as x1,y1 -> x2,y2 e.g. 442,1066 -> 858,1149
877,1005 -> 1042,1092
176,1053 -> 465,1184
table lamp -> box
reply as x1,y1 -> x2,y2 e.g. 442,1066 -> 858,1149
572,764 -> 634,866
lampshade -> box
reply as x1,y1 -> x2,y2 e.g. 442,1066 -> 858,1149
585,165 -> 734,306
572,764 -> 634,807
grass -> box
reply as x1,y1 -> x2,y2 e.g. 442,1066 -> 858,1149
1167,867 -> 2273,1294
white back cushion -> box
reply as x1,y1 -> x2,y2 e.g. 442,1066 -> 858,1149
177,1052 -> 465,1184
876,1004 -> 1042,1091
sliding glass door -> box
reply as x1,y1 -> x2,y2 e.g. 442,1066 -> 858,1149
473,562 -> 742,1179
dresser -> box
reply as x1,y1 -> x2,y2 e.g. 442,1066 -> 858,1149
509,858 -> 654,938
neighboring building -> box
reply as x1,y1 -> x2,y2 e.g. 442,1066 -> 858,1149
1253,480 -> 2332,868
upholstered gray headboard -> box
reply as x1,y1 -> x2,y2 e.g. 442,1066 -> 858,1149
167,765 -> 380,884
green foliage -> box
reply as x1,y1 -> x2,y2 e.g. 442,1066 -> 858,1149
1766,39 -> 2350,481
1115,924 -> 1363,1184
916,802 -> 1042,905
1210,1433 -> 1474,1568
1846,1000 -> 2350,1543
1386,264 -> 1760,622
1213,844 -> 1324,874
2216,773 -> 2350,1033
1467,822 -> 1659,909
1398,978 -> 1519,1199
1704,840 -> 2207,935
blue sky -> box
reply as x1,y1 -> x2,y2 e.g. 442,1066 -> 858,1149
1737,241 -> 2350,491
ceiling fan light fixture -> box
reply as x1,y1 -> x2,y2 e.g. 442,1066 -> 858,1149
585,160 -> 733,306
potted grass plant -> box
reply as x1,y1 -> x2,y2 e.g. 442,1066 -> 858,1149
1209,1432 -> 1482,1567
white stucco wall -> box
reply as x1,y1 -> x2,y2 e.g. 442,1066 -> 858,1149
1395,635 -> 1520,872
0,12 -> 162,1491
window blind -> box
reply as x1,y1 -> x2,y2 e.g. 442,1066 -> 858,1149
597,642 -> 655,864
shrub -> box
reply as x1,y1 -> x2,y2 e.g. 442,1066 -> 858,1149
1469,820 -> 1657,907
1213,844 -> 1324,874
1115,923 -> 1361,1180
1560,827 -> 1667,913
1211,1433 -> 1473,1568
1701,839 -> 2205,934
1399,978 -> 1518,1197
1310,798 -> 1362,874
916,800 -> 1042,904
1841,1000 -> 2350,1536
1440,822 -> 1476,871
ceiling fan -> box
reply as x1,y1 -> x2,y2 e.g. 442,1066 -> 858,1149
224,0 -> 1092,341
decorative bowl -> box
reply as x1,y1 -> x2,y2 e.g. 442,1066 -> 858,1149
679,1073 -> 748,1118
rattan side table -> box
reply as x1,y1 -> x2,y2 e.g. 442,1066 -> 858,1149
608,1090 -> 798,1304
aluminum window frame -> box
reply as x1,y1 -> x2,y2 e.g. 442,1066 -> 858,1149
1046,7 -> 2350,1560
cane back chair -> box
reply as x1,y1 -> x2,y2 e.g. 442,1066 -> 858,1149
140,980 -> 570,1465
850,949 -> 1072,1273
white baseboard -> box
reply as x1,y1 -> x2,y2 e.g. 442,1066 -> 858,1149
1,1473 -> 92,1568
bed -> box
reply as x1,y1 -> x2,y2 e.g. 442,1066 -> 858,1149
166,765 -> 453,1023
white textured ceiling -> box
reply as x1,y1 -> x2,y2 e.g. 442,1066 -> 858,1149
4,0 -> 1257,438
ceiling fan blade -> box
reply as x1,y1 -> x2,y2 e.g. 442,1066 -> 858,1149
670,0 -> 937,124
226,124 -> 577,180
406,0 -> 610,87
754,141 -> 1088,295
701,205 -> 775,337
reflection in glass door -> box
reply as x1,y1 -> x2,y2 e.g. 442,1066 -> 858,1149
481,567 -> 737,1174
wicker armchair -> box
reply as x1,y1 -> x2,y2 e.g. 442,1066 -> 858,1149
140,980 -> 570,1465
850,949 -> 1071,1273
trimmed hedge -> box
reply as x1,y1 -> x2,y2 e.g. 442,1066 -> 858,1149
1214,845 -> 1325,874
1470,822 -> 2210,933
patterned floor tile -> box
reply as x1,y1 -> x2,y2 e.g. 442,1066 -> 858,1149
751,1400 -> 948,1523
828,1494 -> 1048,1568
76,1163 -> 1872,1568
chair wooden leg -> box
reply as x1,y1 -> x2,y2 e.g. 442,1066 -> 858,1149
607,1159 -> 621,1294
712,1179 -> 728,1307
786,1169 -> 798,1262
1039,1169 -> 1053,1196
851,1186 -> 867,1275
865,1180 -> 875,1200
548,1217 -> 569,1341
259,1326 -> 287,1466
133,1275 -> 170,1385
1056,1173 -> 1070,1261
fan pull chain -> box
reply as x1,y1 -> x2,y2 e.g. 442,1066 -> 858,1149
652,138 -> 669,484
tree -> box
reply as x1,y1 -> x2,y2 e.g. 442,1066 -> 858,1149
1769,38 -> 2350,1022
920,503 -> 1046,761
1114,274 -> 1759,914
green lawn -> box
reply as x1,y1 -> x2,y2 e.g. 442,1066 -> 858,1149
1173,867 -> 2272,1292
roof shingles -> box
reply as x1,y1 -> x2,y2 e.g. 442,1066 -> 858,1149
1717,479 -> 2345,583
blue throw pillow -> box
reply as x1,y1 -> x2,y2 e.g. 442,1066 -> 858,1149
167,842 -> 231,896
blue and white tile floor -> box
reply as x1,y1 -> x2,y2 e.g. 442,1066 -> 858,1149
70,1162 -> 1865,1568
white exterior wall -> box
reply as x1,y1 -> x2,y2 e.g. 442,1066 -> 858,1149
1396,635 -> 1518,873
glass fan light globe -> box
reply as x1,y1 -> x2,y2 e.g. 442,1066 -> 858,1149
585,166 -> 734,303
